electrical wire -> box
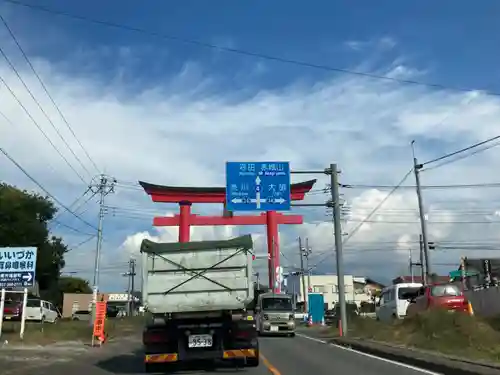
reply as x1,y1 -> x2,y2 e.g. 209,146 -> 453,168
66,234 -> 96,252
342,168 -> 414,245
0,145 -> 97,229
422,140 -> 500,173
309,168 -> 414,271
0,73 -> 87,185
0,43 -> 92,178
51,187 -> 91,222
422,134 -> 500,167
4,0 -> 500,97
340,182 -> 500,190
0,12 -> 101,174
345,219 -> 500,224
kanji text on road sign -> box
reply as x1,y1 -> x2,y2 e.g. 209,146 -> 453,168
0,247 -> 37,288
225,162 -> 291,211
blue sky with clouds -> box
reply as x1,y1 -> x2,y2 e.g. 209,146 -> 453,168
2,0 -> 500,290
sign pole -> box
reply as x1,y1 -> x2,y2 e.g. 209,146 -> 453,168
0,289 -> 5,337
19,287 -> 28,339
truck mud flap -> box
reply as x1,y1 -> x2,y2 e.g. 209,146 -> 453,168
144,353 -> 178,363
223,349 -> 257,359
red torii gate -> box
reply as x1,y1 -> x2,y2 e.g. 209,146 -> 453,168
139,180 -> 316,293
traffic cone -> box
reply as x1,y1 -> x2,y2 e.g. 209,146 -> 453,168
467,301 -> 474,316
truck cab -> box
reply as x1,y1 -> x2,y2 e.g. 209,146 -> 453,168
255,293 -> 295,336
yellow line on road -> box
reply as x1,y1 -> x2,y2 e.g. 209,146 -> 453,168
260,353 -> 281,375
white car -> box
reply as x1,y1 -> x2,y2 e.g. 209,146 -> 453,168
376,283 -> 422,322
25,299 -> 59,323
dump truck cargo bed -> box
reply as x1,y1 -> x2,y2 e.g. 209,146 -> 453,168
141,235 -> 254,314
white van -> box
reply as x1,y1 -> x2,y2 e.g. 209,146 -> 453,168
376,283 -> 422,322
25,299 -> 59,323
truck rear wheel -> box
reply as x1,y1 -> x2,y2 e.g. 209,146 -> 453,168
144,363 -> 159,373
145,363 -> 174,373
246,351 -> 260,367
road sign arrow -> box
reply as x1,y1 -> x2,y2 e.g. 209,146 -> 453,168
231,198 -> 243,204
255,176 -> 261,185
22,272 -> 33,282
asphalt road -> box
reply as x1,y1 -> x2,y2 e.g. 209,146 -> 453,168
4,334 -> 439,375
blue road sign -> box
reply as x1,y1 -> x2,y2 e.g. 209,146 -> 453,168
0,247 -> 37,288
226,161 -> 291,211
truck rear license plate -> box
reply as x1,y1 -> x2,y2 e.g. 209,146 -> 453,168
188,334 -> 213,348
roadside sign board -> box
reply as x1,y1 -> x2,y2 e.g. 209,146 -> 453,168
0,247 -> 37,288
225,161 -> 291,211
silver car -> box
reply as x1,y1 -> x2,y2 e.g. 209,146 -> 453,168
255,293 -> 295,337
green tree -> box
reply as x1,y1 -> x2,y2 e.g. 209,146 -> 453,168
0,183 -> 68,291
59,276 -> 92,294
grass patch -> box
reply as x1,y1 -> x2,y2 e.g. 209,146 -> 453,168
1,316 -> 145,345
333,311 -> 500,363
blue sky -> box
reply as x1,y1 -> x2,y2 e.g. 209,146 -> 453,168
2,0 -> 500,290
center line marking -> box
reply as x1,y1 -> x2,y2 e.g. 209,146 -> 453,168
260,353 -> 281,375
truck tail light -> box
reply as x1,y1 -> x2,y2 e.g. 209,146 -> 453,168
143,331 -> 164,345
235,330 -> 250,339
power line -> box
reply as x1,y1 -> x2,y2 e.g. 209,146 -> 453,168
0,12 -> 100,174
422,140 -> 500,173
342,169 -> 414,245
51,187 -> 91,222
340,182 -> 500,190
50,218 -> 94,236
346,219 -> 500,224
0,41 -> 92,178
0,72 -> 87,185
4,0 -> 500,97
310,168 -> 414,271
66,234 -> 96,252
0,145 -> 97,229
421,134 -> 500,167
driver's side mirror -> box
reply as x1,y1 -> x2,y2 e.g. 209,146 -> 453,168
255,306 -> 261,313
408,298 -> 416,304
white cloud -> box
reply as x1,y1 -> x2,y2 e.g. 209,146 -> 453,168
345,36 -> 397,52
2,35 -> 500,288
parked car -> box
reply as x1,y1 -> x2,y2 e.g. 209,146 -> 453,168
106,305 -> 119,318
406,283 -> 470,318
325,302 -> 359,326
72,310 -> 91,321
376,282 -> 422,321
25,299 -> 60,323
3,300 -> 23,321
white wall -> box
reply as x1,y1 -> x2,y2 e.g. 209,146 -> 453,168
285,274 -> 372,308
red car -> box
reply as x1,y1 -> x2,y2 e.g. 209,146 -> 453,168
406,283 -> 470,317
3,300 -> 23,321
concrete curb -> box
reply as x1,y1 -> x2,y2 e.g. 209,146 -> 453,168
332,337 -> 500,375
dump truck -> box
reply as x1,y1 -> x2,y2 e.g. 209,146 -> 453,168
140,235 -> 258,372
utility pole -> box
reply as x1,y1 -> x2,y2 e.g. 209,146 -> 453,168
409,249 -> 414,283
298,237 -> 308,313
419,235 -> 425,282
412,143 -> 431,285
331,163 -> 347,336
123,258 -> 137,316
130,258 -> 136,316
304,238 -> 312,293
90,174 -> 116,324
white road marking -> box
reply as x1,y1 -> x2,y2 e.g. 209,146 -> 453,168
295,333 -> 442,375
